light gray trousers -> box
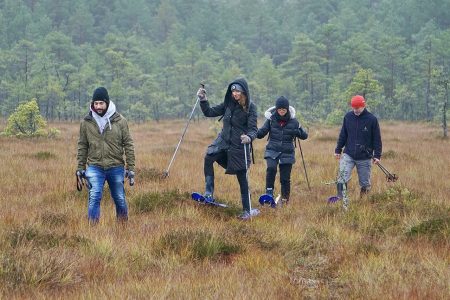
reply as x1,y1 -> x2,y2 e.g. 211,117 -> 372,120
337,153 -> 372,189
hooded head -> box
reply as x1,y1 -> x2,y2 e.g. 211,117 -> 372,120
225,78 -> 250,111
230,83 -> 245,93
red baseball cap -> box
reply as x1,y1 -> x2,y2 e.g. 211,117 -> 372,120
351,95 -> 365,108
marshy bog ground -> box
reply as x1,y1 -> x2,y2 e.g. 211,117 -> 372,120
0,120 -> 449,299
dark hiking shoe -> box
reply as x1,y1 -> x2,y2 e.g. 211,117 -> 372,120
360,187 -> 370,198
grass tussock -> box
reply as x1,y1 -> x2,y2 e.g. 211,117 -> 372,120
32,151 -> 56,160
293,227 -> 333,257
6,225 -> 91,249
344,205 -> 399,237
354,239 -> 381,256
41,212 -> 68,228
154,229 -> 242,261
0,247 -> 82,290
406,217 -> 450,240
134,166 -> 166,181
197,200 -> 242,219
230,222 -> 282,251
130,189 -> 190,213
382,149 -> 397,159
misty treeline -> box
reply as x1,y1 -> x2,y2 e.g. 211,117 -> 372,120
0,0 -> 449,125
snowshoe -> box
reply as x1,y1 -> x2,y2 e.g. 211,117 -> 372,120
259,194 -> 276,208
191,192 -> 228,208
327,195 -> 340,203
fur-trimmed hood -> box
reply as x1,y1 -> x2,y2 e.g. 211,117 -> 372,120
264,106 -> 296,120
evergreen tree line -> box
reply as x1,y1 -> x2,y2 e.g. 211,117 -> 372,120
0,0 -> 449,124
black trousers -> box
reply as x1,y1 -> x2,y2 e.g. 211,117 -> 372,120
266,158 -> 292,198
204,151 -> 250,210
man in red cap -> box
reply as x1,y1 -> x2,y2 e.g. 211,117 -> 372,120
334,95 -> 382,207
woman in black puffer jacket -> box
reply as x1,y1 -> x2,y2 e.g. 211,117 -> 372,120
257,96 -> 308,204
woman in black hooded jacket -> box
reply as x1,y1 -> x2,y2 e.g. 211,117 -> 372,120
197,78 -> 258,219
257,96 -> 308,205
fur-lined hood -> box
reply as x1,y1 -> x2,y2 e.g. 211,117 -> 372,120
264,106 -> 296,120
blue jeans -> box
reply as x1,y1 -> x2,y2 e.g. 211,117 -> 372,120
338,153 -> 372,189
85,165 -> 128,222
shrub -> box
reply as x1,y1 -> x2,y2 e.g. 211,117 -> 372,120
325,108 -> 346,125
2,99 -> 59,138
3,99 -> 47,137
368,185 -> 419,214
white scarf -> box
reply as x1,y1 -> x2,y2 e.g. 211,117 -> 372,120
91,101 -> 116,134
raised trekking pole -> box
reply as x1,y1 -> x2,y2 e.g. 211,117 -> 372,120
297,138 -> 311,191
163,83 -> 204,178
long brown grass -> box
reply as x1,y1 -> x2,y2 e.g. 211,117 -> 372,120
0,120 -> 449,299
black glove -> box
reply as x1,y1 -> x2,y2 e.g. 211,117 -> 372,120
125,170 -> 135,186
298,126 -> 308,139
197,87 -> 207,101
76,169 -> 86,178
76,169 -> 91,190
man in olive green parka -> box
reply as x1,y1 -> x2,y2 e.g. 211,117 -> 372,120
77,87 -> 135,223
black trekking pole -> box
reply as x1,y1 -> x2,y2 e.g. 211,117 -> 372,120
163,83 -> 204,178
297,138 -> 311,191
376,162 -> 398,182
357,144 -> 398,182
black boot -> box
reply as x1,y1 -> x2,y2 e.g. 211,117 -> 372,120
241,193 -> 251,213
282,193 -> 290,205
360,186 -> 369,198
281,183 -> 290,205
204,176 -> 215,201
337,183 -> 344,199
